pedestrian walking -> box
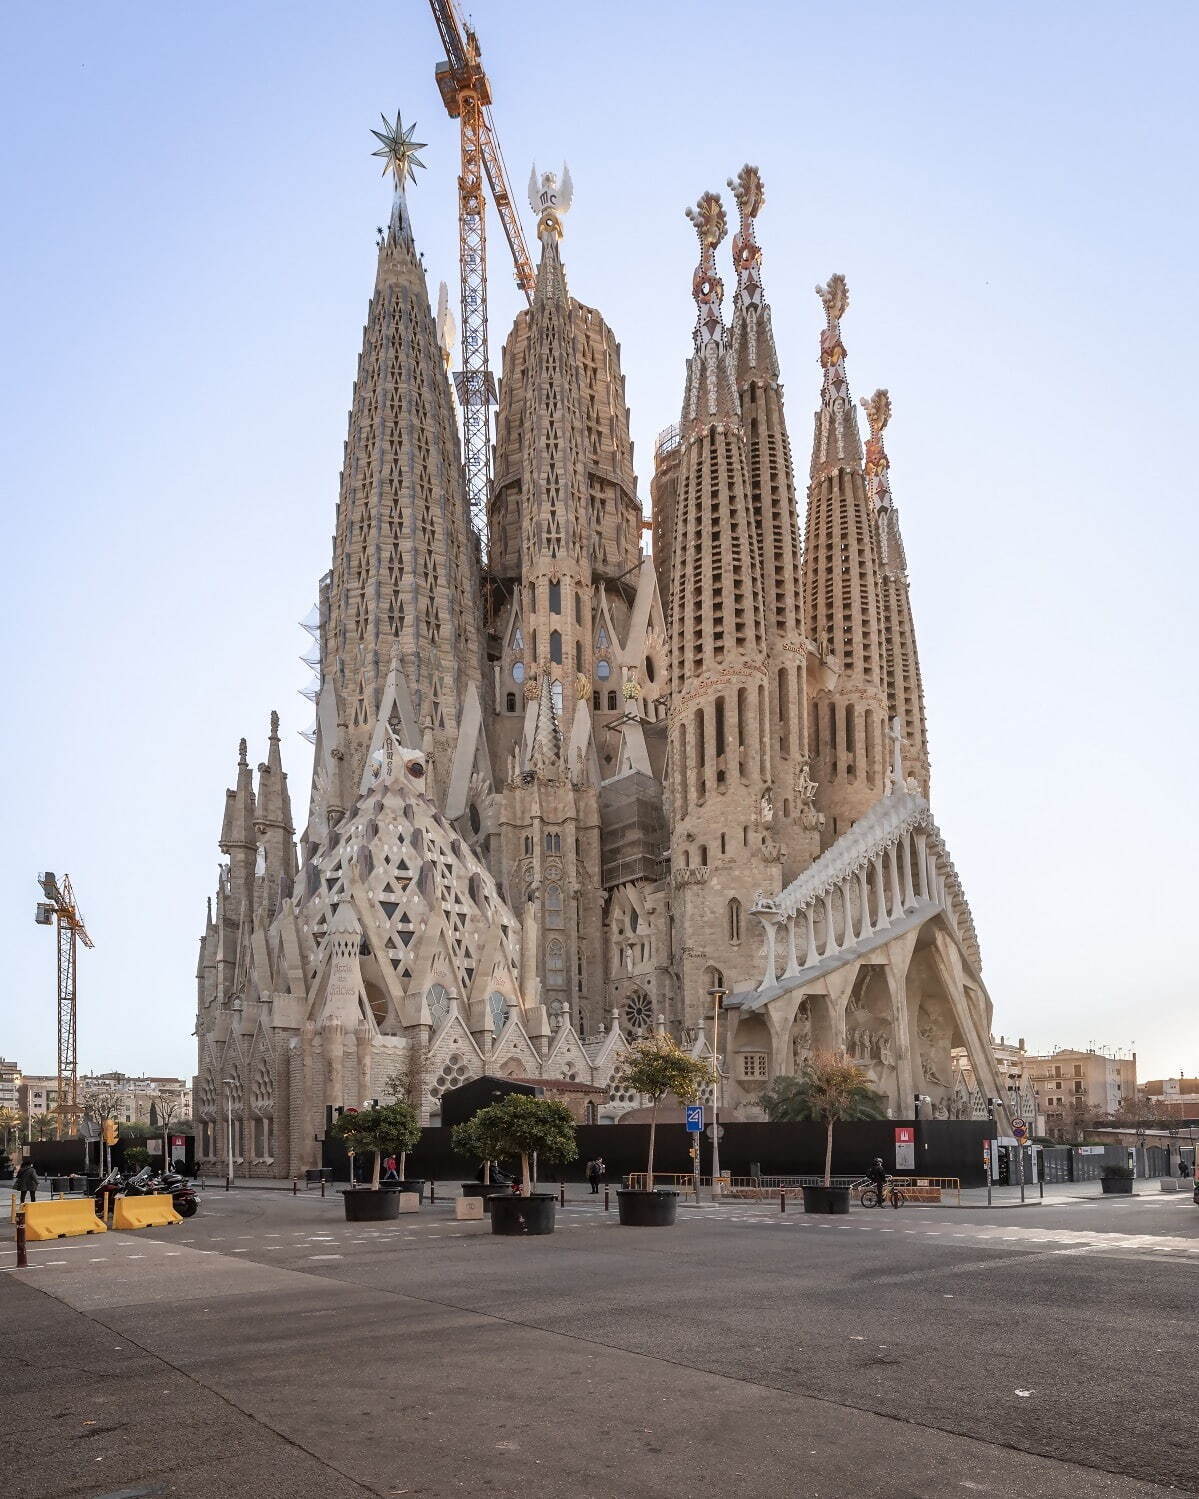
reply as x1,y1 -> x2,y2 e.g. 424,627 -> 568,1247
16,1160 -> 38,1203
586,1158 -> 603,1194
1178,1157 -> 1191,1179
383,1155 -> 399,1181
867,1156 -> 888,1208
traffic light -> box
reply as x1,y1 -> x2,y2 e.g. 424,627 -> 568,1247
102,1118 -> 118,1146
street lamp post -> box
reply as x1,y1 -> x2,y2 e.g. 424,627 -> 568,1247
708,986 -> 727,1202
223,1079 -> 236,1191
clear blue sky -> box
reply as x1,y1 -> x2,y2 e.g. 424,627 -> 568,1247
2,2 -> 1195,1085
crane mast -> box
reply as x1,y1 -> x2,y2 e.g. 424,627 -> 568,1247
429,0 -> 535,548
35,872 -> 93,1139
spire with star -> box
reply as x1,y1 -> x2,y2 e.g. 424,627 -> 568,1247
371,111 -> 426,249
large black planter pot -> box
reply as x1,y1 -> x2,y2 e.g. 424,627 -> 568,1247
802,1185 -> 850,1214
461,1181 -> 512,1199
341,1188 -> 401,1221
489,1193 -> 556,1236
378,1179 -> 425,1201
616,1189 -> 679,1227
1101,1177 -> 1134,1195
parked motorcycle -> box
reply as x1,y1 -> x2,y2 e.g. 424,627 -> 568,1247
94,1166 -> 199,1219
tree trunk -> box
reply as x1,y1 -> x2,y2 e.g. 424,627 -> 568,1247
823,1119 -> 834,1187
648,1101 -> 658,1190
399,1150 -> 407,1180
371,1150 -> 381,1189
520,1152 -> 531,1194
483,1158 -> 491,1184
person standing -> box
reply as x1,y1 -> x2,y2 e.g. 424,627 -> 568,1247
16,1160 -> 38,1203
866,1156 -> 888,1208
586,1158 -> 602,1194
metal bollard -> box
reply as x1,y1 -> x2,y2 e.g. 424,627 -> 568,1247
292,1177 -> 298,1196
430,1181 -> 436,1204
604,1186 -> 610,1212
780,1191 -> 786,1214
320,1178 -> 326,1198
16,1213 -> 28,1269
559,1182 -> 565,1207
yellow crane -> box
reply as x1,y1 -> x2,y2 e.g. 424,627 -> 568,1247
428,0 -> 535,546
35,872 -> 93,1139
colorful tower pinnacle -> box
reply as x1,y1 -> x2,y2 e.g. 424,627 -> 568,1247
802,276 -> 890,846
862,390 -> 930,794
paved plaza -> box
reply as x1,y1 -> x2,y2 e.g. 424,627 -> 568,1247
3,1183 -> 1197,1497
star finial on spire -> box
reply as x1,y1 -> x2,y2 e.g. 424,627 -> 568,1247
371,111 -> 427,189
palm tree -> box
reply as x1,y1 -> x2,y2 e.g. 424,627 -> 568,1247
761,1052 -> 885,1186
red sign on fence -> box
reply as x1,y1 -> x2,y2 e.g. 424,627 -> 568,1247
894,1127 -> 915,1145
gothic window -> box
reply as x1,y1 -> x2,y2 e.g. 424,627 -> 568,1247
624,990 -> 652,1036
545,883 -> 564,929
545,833 -> 561,853
427,983 -> 450,1029
512,661 -> 525,684
552,680 -> 563,717
575,594 -> 583,625
488,991 -> 509,1031
703,965 -> 725,995
511,625 -> 524,652
597,625 -> 610,649
575,641 -> 583,671
524,835 -> 534,856
629,910 -> 639,933
550,630 -> 563,664
546,939 -> 566,988
727,898 -> 743,944
549,581 -> 562,614
506,692 -> 516,712
593,691 -> 601,711
607,691 -> 617,711
595,658 -> 611,681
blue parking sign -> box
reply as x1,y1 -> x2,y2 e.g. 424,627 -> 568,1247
686,1105 -> 704,1132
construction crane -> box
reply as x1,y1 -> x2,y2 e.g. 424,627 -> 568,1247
428,0 -> 536,545
35,872 -> 93,1139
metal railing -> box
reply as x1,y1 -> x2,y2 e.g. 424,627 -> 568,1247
621,1174 -> 961,1204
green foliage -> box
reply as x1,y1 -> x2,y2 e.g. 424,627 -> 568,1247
453,1094 -> 577,1191
331,1102 -> 421,1158
760,1057 -> 886,1125
611,1034 -> 715,1106
123,1146 -> 152,1169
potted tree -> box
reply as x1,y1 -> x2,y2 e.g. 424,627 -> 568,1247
761,1051 -> 884,1214
333,1102 -> 421,1221
454,1094 -> 577,1235
1100,1162 -> 1135,1195
450,1115 -> 513,1200
612,1035 -> 716,1227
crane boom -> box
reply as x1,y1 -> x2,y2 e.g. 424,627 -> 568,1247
429,0 -> 535,546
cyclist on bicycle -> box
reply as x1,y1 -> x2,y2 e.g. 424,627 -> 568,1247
866,1156 -> 888,1208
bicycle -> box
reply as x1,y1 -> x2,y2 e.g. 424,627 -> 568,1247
859,1179 -> 905,1209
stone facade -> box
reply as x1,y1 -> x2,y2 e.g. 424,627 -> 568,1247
194,145 -> 1010,1177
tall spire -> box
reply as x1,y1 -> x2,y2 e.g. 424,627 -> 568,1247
529,670 -> 562,775
255,710 -> 298,915
812,274 -> 862,474
220,737 -> 257,914
666,190 -> 778,1033
802,277 -> 889,846
726,166 -> 814,881
862,390 -> 930,794
320,116 -> 482,798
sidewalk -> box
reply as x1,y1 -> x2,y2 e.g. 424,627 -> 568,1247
952,1179 -> 1187,1209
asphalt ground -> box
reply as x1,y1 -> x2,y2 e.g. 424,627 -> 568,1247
3,1184 -> 1197,1498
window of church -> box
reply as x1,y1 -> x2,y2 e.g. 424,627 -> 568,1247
511,625 -> 524,652
645,655 -> 655,683
524,835 -> 534,856
546,939 -> 566,987
550,630 -> 563,664
545,833 -> 561,853
552,680 -> 563,717
596,658 -> 611,681
575,594 -> 582,626
506,692 -> 516,713
545,883 -> 563,928
597,625 -> 610,649
512,661 -> 525,684
629,910 -> 639,933
607,691 -> 617,711
593,691 -> 601,711
739,1053 -> 768,1080
699,845 -> 708,865
549,581 -> 562,614
728,898 -> 743,944
576,641 -> 583,671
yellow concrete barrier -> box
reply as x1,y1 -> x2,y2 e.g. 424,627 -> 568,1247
20,1199 -> 109,1241
112,1193 -> 183,1230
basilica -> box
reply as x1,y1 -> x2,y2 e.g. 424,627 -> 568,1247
193,126 -> 1011,1176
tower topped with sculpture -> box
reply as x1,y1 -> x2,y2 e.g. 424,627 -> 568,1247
192,121 -> 1012,1178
